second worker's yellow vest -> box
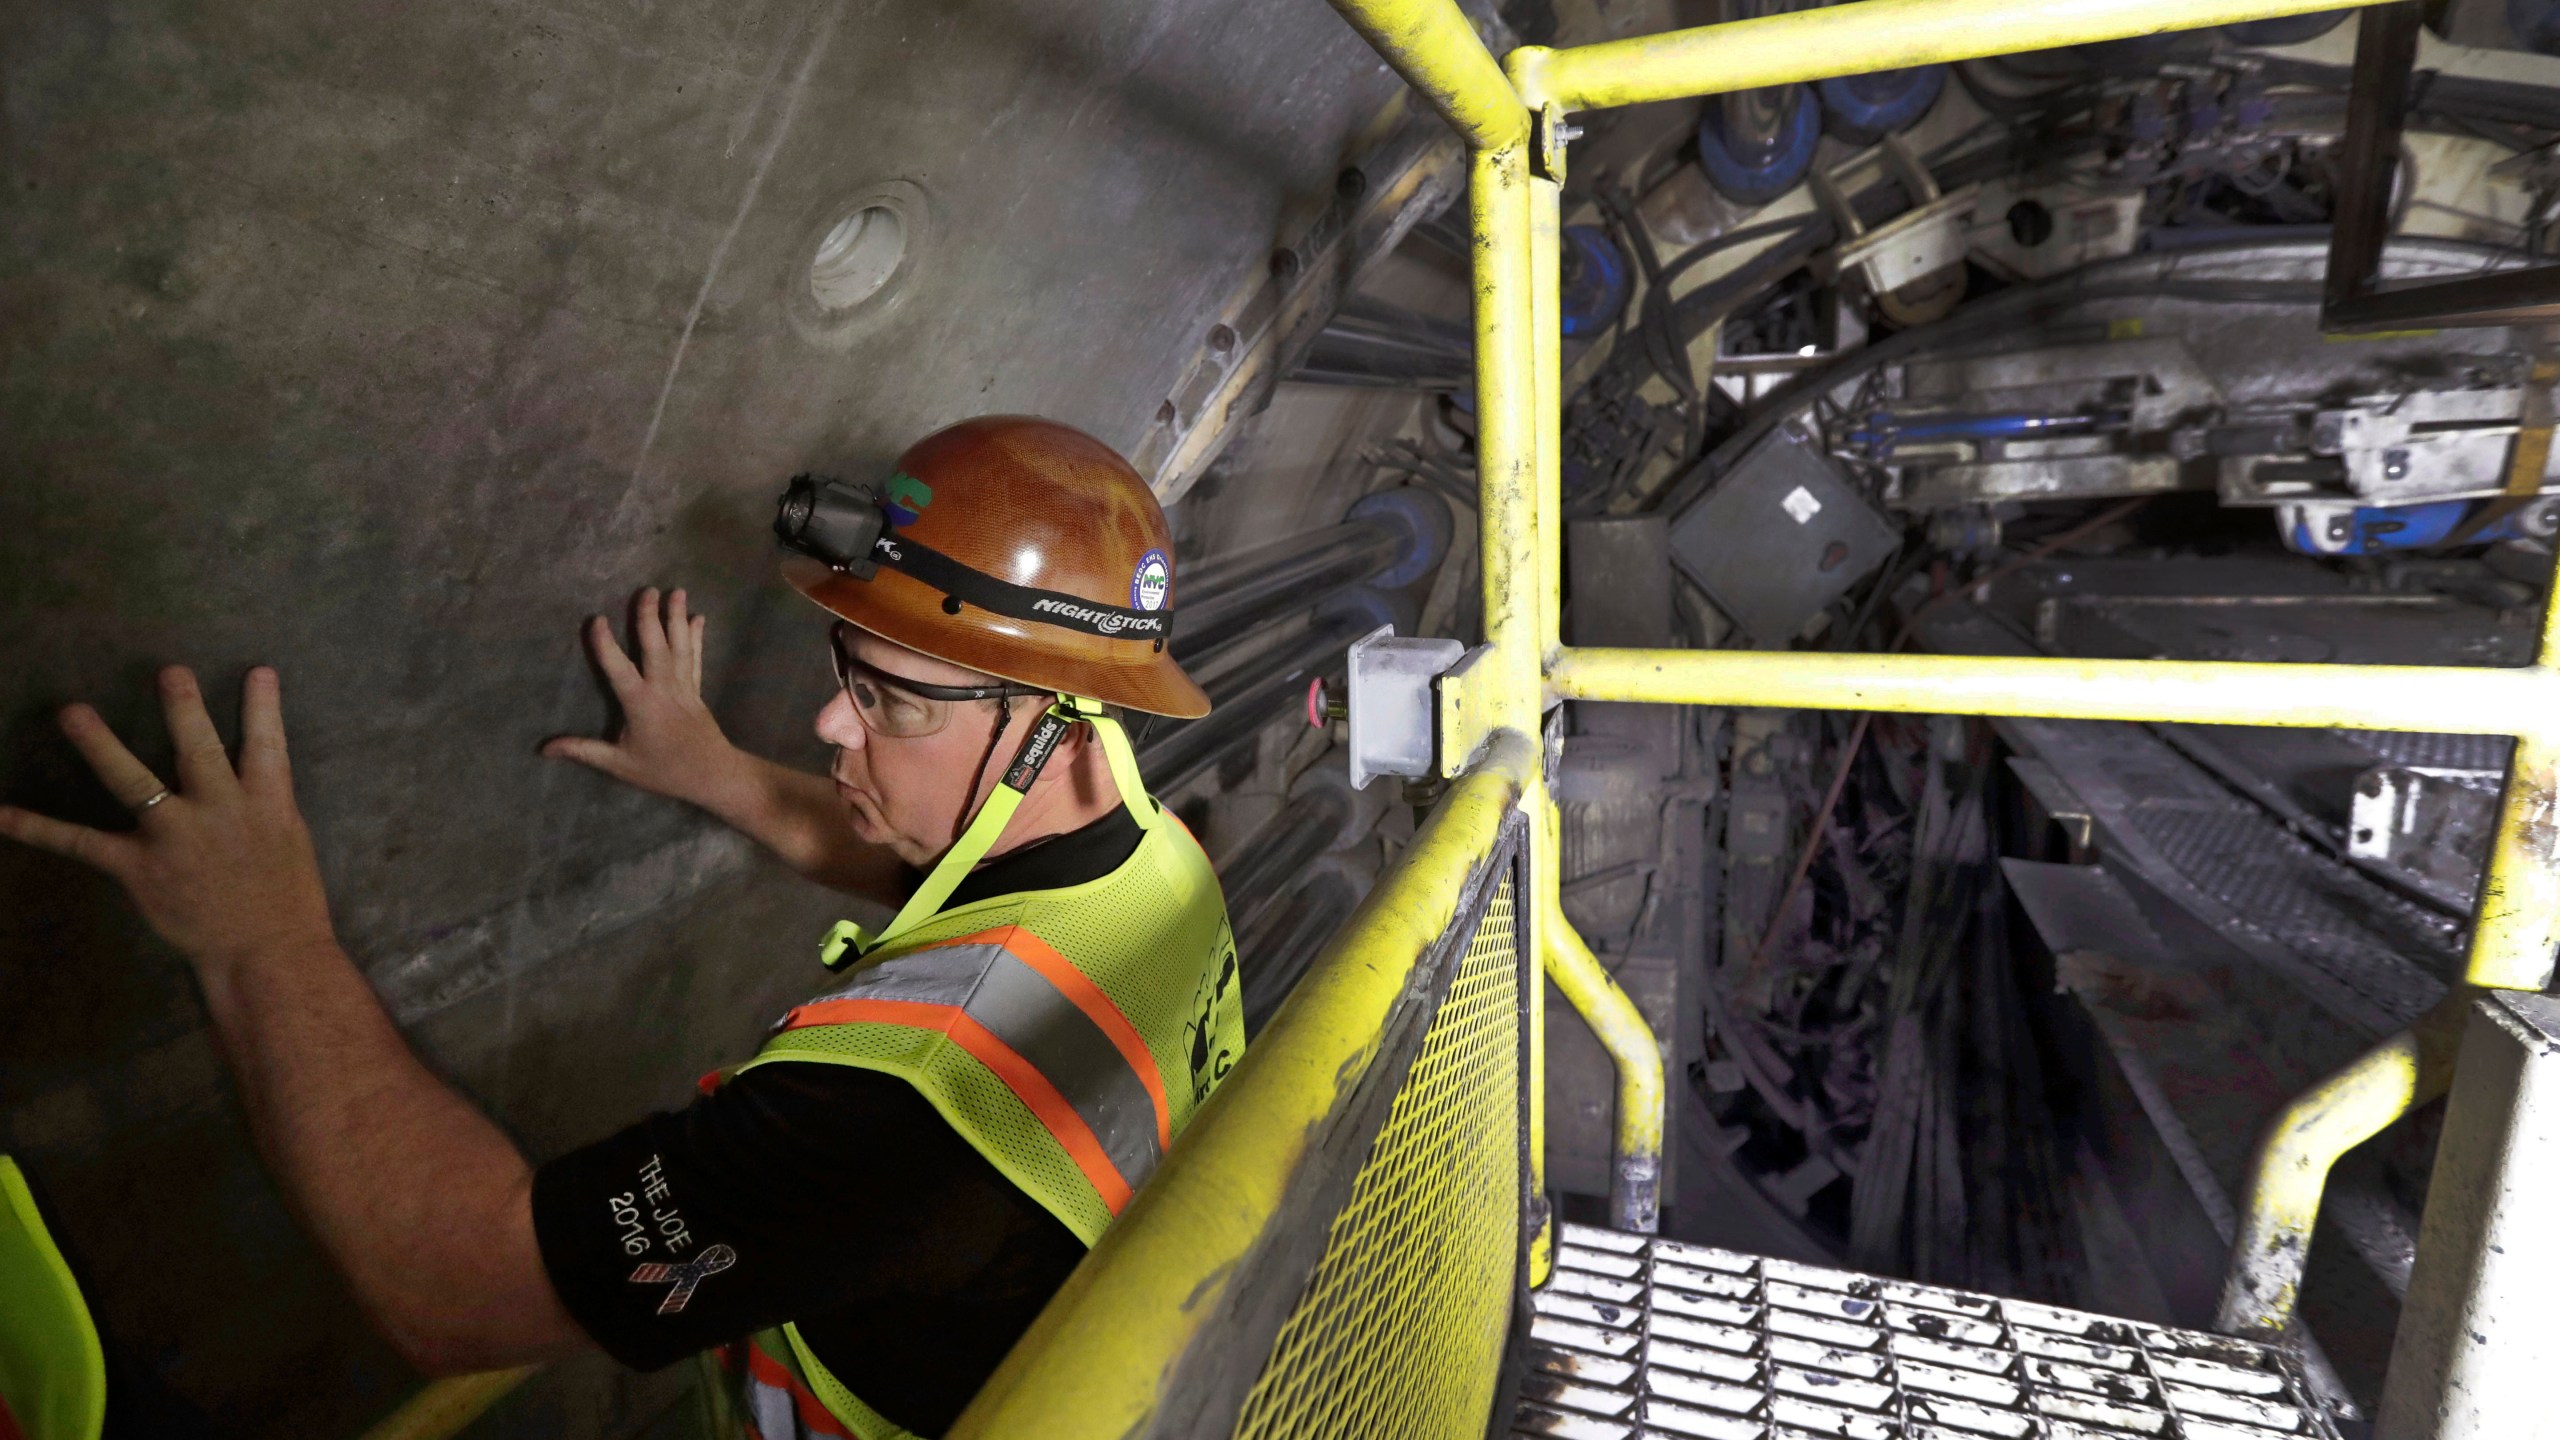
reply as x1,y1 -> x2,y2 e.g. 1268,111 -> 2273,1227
715,786 -> 1242,1440
0,1156 -> 106,1440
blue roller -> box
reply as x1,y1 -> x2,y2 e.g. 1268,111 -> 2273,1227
1696,84 -> 1821,206
1558,224 -> 1632,339
2283,499 -> 2552,555
1343,488 -> 1454,589
1818,66 -> 1946,145
2510,0 -> 2560,55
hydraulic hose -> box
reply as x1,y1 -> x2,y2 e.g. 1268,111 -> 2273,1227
1237,871 -> 1362,1038
1175,519 -> 1403,661
1142,617 -> 1366,795
1218,786 -> 1355,936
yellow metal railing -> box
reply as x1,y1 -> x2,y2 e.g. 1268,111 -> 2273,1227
950,730 -> 1534,1439
1514,0 -> 2378,111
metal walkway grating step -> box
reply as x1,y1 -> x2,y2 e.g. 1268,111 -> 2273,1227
1509,1223 -> 2341,1440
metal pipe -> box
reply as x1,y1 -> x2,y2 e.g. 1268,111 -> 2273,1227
1317,0 -> 1528,150
1540,870 -> 1665,1234
1176,520 -> 1402,661
1293,297 -> 1474,390
1238,870 -> 1362,1038
1142,619 -> 1364,795
1517,0 -> 2399,111
949,731 -> 1532,1440
2216,992 -> 2469,1337
1218,785 -> 1355,936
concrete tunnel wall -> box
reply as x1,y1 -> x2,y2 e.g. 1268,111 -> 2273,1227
0,0 -> 1403,1432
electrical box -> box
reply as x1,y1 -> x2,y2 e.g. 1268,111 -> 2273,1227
1669,428 -> 1900,644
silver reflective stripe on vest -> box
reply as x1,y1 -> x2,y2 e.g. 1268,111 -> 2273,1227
818,944 -> 986,1007
815,939 -> 1163,1192
747,1373 -> 796,1440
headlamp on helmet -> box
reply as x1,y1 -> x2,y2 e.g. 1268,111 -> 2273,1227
773,474 -> 885,579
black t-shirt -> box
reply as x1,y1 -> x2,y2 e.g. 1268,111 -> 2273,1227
531,806 -> 1145,1435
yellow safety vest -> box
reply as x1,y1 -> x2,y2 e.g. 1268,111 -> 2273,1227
0,1157 -> 106,1440
712,773 -> 1243,1440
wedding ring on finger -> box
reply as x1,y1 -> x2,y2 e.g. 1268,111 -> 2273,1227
133,789 -> 173,813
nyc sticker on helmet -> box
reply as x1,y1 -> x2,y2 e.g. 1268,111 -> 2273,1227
1131,549 -> 1171,612
884,471 -> 934,526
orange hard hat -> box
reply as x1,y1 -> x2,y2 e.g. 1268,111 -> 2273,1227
776,416 -> 1211,718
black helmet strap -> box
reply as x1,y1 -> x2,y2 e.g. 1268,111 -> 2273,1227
777,474 -> 1173,646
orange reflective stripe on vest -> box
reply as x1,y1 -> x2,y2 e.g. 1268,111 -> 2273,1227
776,925 -> 1172,1211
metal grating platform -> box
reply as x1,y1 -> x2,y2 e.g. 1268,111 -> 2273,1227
1509,1224 -> 2342,1440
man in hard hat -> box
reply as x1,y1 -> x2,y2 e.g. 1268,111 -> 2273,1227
0,416 -> 1245,1439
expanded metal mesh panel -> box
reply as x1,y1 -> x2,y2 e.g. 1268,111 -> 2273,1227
1512,1224 -> 2342,1440
1231,875 -> 1523,1440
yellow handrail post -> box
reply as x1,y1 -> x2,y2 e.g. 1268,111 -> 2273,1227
1463,153 -> 1540,744
1519,39 -> 1576,1270
1540,879 -> 1667,1233
2217,993 -> 2470,1336
2470,579 -> 2560,991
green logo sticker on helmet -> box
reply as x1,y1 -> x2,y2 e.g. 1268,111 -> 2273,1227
1131,549 -> 1171,612
884,471 -> 934,526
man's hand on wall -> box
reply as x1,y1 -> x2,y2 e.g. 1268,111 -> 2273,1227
0,665 -> 337,975
544,586 -> 752,811
0,664 -> 591,1372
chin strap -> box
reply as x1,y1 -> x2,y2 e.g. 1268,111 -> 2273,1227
821,695 -> 1152,969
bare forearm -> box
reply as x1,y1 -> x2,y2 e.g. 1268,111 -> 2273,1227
196,940 -> 582,1371
699,751 -> 904,901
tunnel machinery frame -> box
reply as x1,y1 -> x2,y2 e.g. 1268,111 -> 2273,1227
363,1 -> 2560,1437
951,0 -> 2560,1432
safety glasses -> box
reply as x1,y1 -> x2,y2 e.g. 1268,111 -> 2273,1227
829,622 -> 1047,739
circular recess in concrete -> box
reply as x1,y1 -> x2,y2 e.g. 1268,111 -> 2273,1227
808,206 -> 905,310
785,179 -> 930,349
